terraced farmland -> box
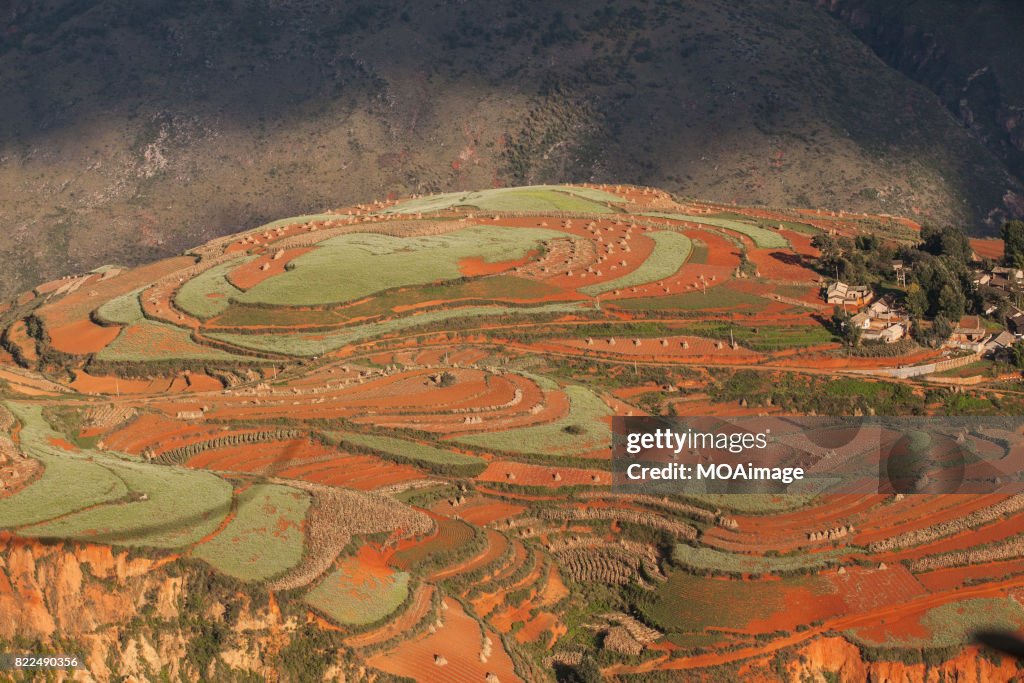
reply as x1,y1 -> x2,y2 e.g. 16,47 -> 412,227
2,183 -> 1020,681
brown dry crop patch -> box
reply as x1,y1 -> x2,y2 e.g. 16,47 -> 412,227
367,597 -> 522,683
37,256 -> 194,337
430,529 -> 509,582
852,495 -> 1006,547
829,565 -> 927,614
883,513 -> 1024,565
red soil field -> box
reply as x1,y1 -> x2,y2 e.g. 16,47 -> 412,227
228,247 -> 313,290
367,598 -> 522,683
5,321 -> 37,363
70,371 -> 219,395
36,256 -> 195,338
454,500 -> 526,526
276,454 -> 425,490
970,238 -> 1004,261
47,318 -> 121,355
545,335 -> 762,362
47,437 -> 78,452
459,249 -> 539,277
916,558 -> 1024,592
830,565 -> 927,614
476,462 -> 608,487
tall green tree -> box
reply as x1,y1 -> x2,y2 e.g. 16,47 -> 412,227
1003,220 -> 1024,269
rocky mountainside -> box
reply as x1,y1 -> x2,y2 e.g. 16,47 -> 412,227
818,0 -> 1024,220
1,0 -> 1021,298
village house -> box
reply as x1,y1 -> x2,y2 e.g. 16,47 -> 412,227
849,295 -> 908,343
825,281 -> 873,307
985,330 -> 1018,360
1007,306 -> 1024,335
949,315 -> 989,350
972,266 -> 1023,293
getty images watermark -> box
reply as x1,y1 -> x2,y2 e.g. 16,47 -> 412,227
612,416 -> 1024,495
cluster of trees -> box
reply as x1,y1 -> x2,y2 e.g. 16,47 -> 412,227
814,223 -> 1019,347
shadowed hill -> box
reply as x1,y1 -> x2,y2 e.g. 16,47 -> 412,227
1,0 -> 1021,298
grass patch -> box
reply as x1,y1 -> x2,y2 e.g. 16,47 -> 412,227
94,288 -> 145,325
672,544 -> 846,575
305,567 -> 410,626
382,185 -> 621,214
193,483 -> 311,581
328,432 -> 485,476
4,403 -> 232,548
21,457 -> 232,548
579,231 -> 693,296
453,385 -> 611,456
175,259 -> 247,319
846,598 -> 1024,649
97,321 -> 240,362
0,403 -> 128,527
644,213 -> 790,249
236,227 -> 563,307
612,286 -> 767,312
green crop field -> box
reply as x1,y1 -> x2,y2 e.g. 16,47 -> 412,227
454,384 -> 611,456
382,185 -> 621,215
235,226 -> 563,307
579,231 -> 693,296
193,483 -> 311,581
331,432 -> 486,475
21,456 -> 232,548
644,213 -> 790,249
94,288 -> 145,325
175,259 -> 247,319
3,403 -> 232,548
305,567 -> 411,626
672,545 -> 846,574
612,285 -> 768,312
0,403 -> 128,527
682,493 -> 819,513
846,598 -> 1024,649
98,321 -> 240,362
207,302 -> 586,356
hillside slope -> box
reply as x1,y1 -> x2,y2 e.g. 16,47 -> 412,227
818,0 -> 1024,217
1,0 -> 1021,298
